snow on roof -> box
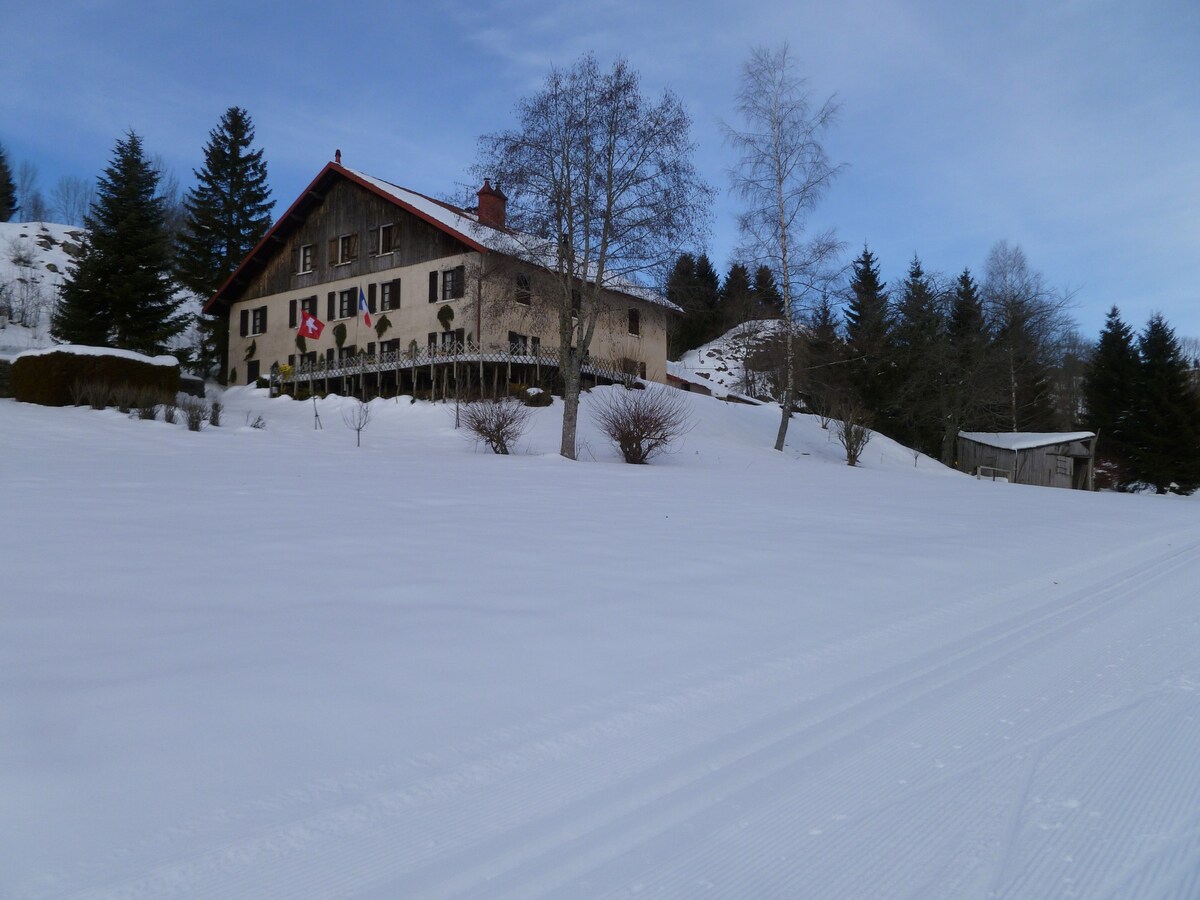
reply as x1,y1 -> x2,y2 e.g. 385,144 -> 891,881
14,345 -> 179,367
346,167 -> 679,312
958,431 -> 1095,452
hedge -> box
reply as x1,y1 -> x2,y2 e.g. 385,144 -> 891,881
12,347 -> 180,407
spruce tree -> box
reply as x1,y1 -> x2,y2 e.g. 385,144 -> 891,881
801,292 -> 845,420
666,252 -> 700,358
943,268 -> 999,460
0,143 -> 16,221
720,262 -> 754,326
752,265 -> 783,317
177,107 -> 273,379
891,256 -> 945,455
693,253 -> 722,342
1082,306 -> 1140,486
1127,314 -> 1200,494
843,246 -> 892,423
53,132 -> 184,354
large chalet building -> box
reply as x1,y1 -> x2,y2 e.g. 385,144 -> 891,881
204,157 -> 678,396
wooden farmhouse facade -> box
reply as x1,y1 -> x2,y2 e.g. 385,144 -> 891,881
204,158 -> 678,397
957,431 -> 1097,490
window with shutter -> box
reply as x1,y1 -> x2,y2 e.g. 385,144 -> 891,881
428,271 -> 438,303
301,296 -> 317,317
367,283 -> 377,313
289,299 -> 297,328
240,309 -> 249,337
428,332 -> 437,348
442,265 -> 465,300
390,278 -> 401,310
299,244 -> 314,273
327,238 -> 338,267
628,309 -> 641,336
327,292 -> 336,320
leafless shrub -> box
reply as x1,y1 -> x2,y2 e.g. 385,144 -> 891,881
134,387 -> 164,419
833,400 -> 872,466
341,398 -> 373,447
462,398 -> 532,455
161,398 -> 177,424
68,378 -> 90,406
111,383 -> 137,414
181,396 -> 210,431
86,381 -> 111,410
209,401 -> 222,427
591,384 -> 691,464
245,412 -> 266,429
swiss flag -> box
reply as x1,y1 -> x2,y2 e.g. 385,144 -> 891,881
298,309 -> 325,339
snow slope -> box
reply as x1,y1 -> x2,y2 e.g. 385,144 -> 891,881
3,388 -> 1198,899
0,222 -> 83,356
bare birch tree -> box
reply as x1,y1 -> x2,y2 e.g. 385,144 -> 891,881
475,54 -> 711,459
726,44 -> 843,451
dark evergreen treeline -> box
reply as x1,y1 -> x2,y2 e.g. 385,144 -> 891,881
669,242 -> 1199,491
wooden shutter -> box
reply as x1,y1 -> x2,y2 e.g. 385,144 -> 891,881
289,299 -> 297,328
327,292 -> 335,320
453,265 -> 466,299
239,309 -> 249,337
291,246 -> 300,273
368,227 -> 378,256
260,308 -> 267,331
428,271 -> 438,302
347,233 -> 358,260
327,238 -> 338,266
390,278 -> 402,310
367,283 -> 377,313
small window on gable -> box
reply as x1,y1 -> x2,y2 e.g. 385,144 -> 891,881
333,233 -> 357,266
376,224 -> 395,255
628,308 -> 641,336
514,273 -> 531,305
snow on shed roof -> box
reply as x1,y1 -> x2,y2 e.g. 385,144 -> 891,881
958,431 -> 1095,452
15,345 -> 179,367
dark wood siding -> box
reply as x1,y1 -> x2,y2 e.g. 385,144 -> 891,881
234,178 -> 469,302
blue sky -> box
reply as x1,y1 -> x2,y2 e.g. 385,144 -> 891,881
3,0 -> 1197,340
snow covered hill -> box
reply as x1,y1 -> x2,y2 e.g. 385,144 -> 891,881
669,319 -> 782,401
3,386 -> 1199,899
0,221 -> 83,356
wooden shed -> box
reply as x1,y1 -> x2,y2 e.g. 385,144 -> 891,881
957,431 -> 1096,490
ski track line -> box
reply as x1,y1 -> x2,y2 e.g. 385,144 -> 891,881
379,541 -> 1200,898
32,539 -> 1200,900
565,586 -> 1200,899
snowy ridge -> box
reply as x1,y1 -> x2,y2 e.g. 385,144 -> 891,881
0,221 -> 83,357
669,319 -> 782,400
3,386 -> 1199,899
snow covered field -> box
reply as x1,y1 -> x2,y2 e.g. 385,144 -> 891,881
3,387 -> 1199,899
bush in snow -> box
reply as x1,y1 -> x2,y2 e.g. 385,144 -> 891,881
111,383 -> 137,414
181,397 -> 210,431
462,398 -> 532,455
833,400 -> 872,467
592,384 -> 690,464
209,401 -> 222,427
523,387 -> 553,407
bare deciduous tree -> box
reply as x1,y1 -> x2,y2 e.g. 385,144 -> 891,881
341,398 -> 373,447
726,43 -> 844,452
833,399 -> 872,466
50,176 -> 95,227
16,161 -> 48,222
476,53 -> 711,460
591,384 -> 691,464
461,397 -> 532,455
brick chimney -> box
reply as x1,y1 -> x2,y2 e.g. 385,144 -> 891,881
476,179 -> 507,229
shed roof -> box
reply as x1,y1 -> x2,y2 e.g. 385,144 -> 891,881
958,431 -> 1095,451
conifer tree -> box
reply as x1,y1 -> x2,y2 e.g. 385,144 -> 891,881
891,256 -> 945,455
720,262 -> 754,326
53,131 -> 184,354
801,292 -> 846,420
0,143 -> 16,221
942,268 -> 1000,461
1082,306 -> 1139,486
177,107 -> 273,379
1127,314 -> 1200,493
843,246 -> 892,422
752,265 -> 783,317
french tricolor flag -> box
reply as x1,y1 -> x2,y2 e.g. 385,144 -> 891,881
358,287 -> 372,328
